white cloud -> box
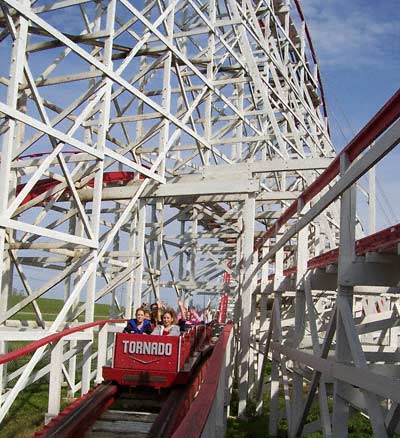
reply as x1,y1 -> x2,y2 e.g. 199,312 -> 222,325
300,0 -> 400,68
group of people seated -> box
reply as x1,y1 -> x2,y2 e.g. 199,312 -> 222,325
123,298 -> 204,336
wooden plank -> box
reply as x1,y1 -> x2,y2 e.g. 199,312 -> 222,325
100,410 -> 157,422
91,419 -> 152,433
85,431 -> 147,438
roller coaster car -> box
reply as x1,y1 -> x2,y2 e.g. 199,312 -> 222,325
103,325 -> 212,389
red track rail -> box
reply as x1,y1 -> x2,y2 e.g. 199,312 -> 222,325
292,0 -> 329,122
35,384 -> 118,438
171,324 -> 234,438
308,223 -> 400,271
35,324 -> 233,438
16,171 -> 140,206
0,319 -> 125,365
270,223 -> 400,280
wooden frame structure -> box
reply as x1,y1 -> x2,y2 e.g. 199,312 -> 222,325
0,0 -> 399,435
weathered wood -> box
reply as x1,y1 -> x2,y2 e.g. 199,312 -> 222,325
90,419 -> 153,433
100,410 -> 158,422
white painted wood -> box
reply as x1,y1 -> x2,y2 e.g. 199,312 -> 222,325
238,194 -> 256,417
0,1 -> 397,435
47,340 -> 63,417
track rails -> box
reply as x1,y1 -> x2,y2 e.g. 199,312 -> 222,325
85,388 -> 165,438
35,384 -> 119,438
35,382 -> 179,437
35,338 -> 217,437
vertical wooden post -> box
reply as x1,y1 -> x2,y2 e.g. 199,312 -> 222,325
332,154 -> 356,438
96,324 -> 108,385
291,214 -> 308,435
134,200 -> 146,309
269,241 -> 284,437
47,340 -> 64,422
368,165 -> 376,234
238,194 -> 256,417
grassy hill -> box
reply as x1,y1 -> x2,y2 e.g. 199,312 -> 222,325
8,295 -> 113,322
0,297 -> 117,437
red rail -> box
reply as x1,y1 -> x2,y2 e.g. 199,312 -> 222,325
309,223 -> 400,271
171,324 -> 234,438
292,0 -> 328,122
35,324 -> 232,438
218,293 -> 229,324
0,319 -> 125,365
255,89 -> 400,251
16,171 -> 140,206
270,223 -> 400,279
35,384 -> 118,438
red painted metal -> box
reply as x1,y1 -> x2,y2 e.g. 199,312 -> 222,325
113,333 -> 180,371
307,248 -> 339,271
218,293 -> 228,324
102,366 -> 177,388
34,384 -> 118,438
271,222 -> 400,277
103,326 -> 211,389
0,319 -> 125,365
34,324 -> 225,437
171,324 -> 234,438
16,171 -> 140,206
223,271 -> 230,283
355,223 -> 400,255
309,223 -> 400,270
292,0 -> 329,121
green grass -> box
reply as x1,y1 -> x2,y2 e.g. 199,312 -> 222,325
226,361 -> 377,438
227,416 -> 270,438
227,399 -> 374,438
9,296 -> 112,321
0,382 -> 50,438
0,380 -> 71,438
0,297 -> 113,437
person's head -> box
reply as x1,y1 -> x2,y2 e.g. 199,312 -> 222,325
135,308 -> 145,323
150,302 -> 158,317
144,310 -> 151,320
185,307 -> 197,320
162,308 -> 177,328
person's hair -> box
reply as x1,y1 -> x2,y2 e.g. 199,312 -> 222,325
150,302 -> 158,310
135,307 -> 145,316
162,307 -> 177,324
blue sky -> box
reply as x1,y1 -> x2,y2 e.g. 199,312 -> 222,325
302,0 -> 400,229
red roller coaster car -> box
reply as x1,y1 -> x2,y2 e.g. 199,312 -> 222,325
103,325 -> 212,389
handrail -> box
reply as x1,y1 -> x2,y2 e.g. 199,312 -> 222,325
171,324 -> 234,438
0,319 -> 125,365
255,89 -> 400,251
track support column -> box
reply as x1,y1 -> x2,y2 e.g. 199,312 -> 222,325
46,340 -> 64,422
134,200 -> 146,309
269,241 -> 284,437
238,194 -> 256,417
256,240 -> 271,415
332,154 -> 356,437
291,206 -> 308,436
